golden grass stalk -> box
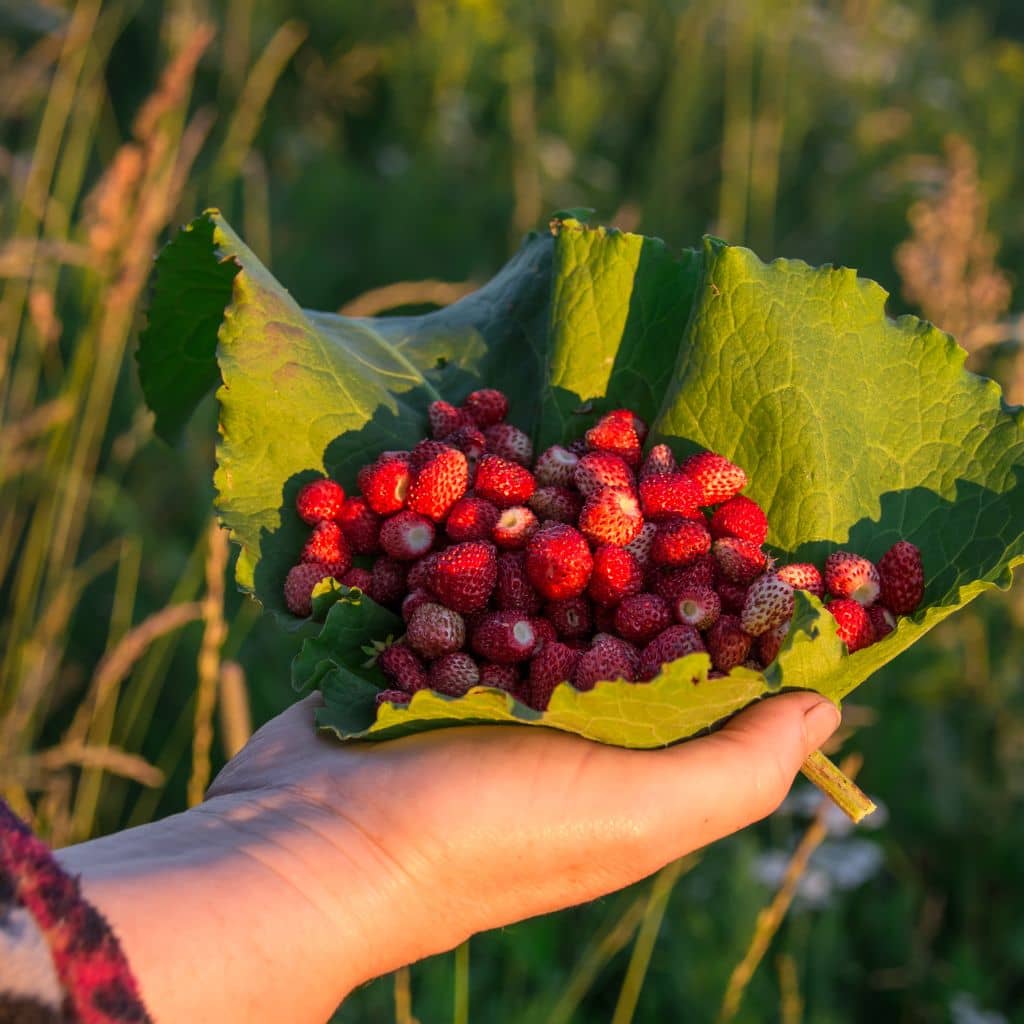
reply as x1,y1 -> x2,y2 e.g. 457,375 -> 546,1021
218,660 -> 252,760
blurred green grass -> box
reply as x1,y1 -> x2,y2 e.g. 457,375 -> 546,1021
1,1 -> 1022,1020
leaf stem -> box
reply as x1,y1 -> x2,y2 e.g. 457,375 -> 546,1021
799,750 -> 876,823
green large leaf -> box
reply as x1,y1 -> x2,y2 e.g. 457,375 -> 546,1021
139,211 -> 1024,748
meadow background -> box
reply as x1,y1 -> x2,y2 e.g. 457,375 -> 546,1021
2,0 -> 1024,1020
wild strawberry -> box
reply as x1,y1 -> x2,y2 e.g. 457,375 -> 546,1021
443,424 -> 487,464
471,611 -> 537,663
406,552 -> 439,591
428,400 -> 472,438
528,641 -> 581,709
545,596 -> 592,640
716,577 -> 748,615
525,525 -> 593,600
407,447 -> 468,521
409,439 -> 455,471
296,478 -> 346,524
574,451 -> 634,498
339,567 -> 373,591
401,587 -> 434,622
534,445 -> 580,487
640,443 -> 677,480
574,636 -> 639,689
868,604 -> 896,640
428,541 -> 497,613
756,621 -> 790,666
827,598 -> 875,652
375,689 -> 411,708
463,388 -> 509,428
337,497 -> 381,554
588,546 -> 643,606
673,585 -> 721,630
474,454 -> 536,507
495,552 -> 542,613
681,452 -> 748,504
359,455 -> 411,515
740,573 -> 794,636
585,409 -> 645,466
445,496 -> 499,542
614,593 -> 673,644
377,644 -> 429,693
301,521 -> 352,576
712,537 -> 767,584
429,652 -> 480,696
623,521 -> 658,569
638,625 -> 706,681
480,662 -> 520,692
379,510 -> 435,560
368,557 -> 408,608
710,495 -> 769,546
528,486 -> 582,523
638,472 -> 702,520
579,488 -> 643,547
706,614 -> 753,672
776,562 -> 824,598
483,423 -> 533,465
284,562 -> 333,617
651,556 -> 717,603
651,517 -> 712,567
406,602 -> 466,658
877,540 -> 924,615
492,505 -> 539,549
824,551 -> 880,606
530,616 -> 558,652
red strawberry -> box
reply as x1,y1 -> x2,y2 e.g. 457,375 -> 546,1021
284,562 -> 333,617
428,400 -> 472,438
446,496 -> 501,541
375,689 -> 412,708
379,510 -> 435,560
495,552 -> 542,613
585,409 -> 644,466
528,486 -> 583,523
681,452 -> 748,504
614,593 -> 673,644
407,447 -> 469,521
824,551 -> 880,606
534,445 -> 580,487
428,652 -> 480,696
756,621 -> 790,666
359,455 -> 412,515
673,585 -> 721,630
337,497 -> 381,554
339,567 -> 373,591
492,505 -> 539,549
868,604 -> 896,640
528,641 -> 581,709
740,573 -> 794,636
651,556 -> 717,602
712,537 -> 767,584
368,556 -> 408,608
579,488 -> 643,547
638,472 -> 702,520
409,439 -> 455,471
406,602 -> 466,658
776,562 -> 824,598
443,424 -> 487,463
638,624 -> 706,681
301,521 -> 352,577
623,521 -> 658,569
710,495 -> 768,546
574,636 -> 639,689
474,454 -> 536,507
483,423 -> 533,465
706,614 -> 753,672
545,596 -> 592,640
716,577 -> 749,615
588,546 -> 643,606
406,552 -> 439,591
480,662 -> 520,692
525,525 -> 594,600
428,541 -> 498,613
378,644 -> 429,693
574,451 -> 634,498
651,517 -> 712,567
530,616 -> 558,652
640,443 -> 677,480
401,587 -> 434,623
827,598 -> 875,652
877,540 -> 924,615
463,388 -> 509,428
296,478 -> 346,524
471,611 -> 537,663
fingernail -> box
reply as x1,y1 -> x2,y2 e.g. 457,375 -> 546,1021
803,699 -> 841,751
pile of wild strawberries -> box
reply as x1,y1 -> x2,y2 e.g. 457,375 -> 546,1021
284,389 -> 924,711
